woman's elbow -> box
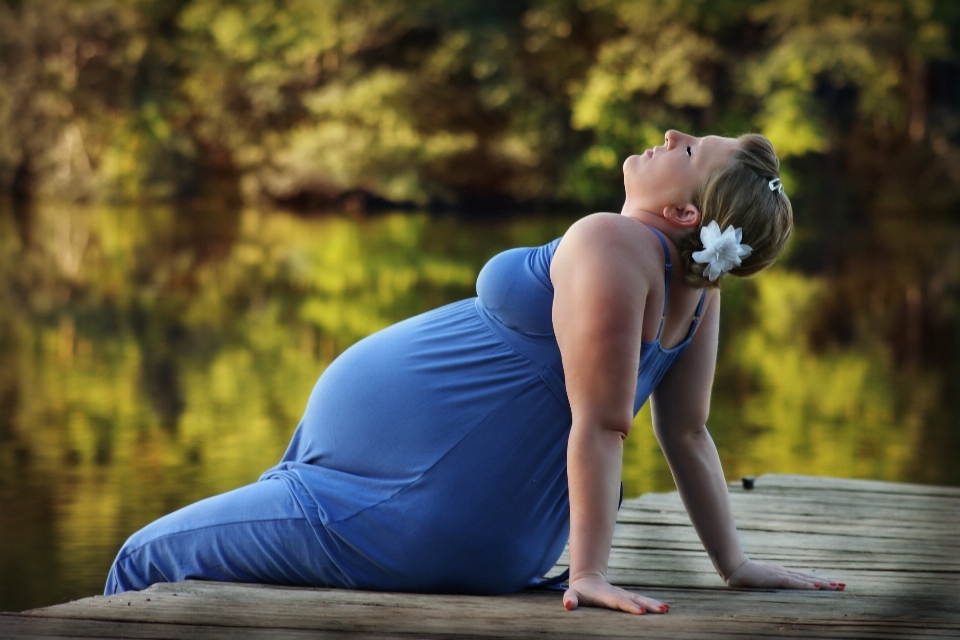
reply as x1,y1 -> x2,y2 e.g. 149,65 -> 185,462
652,410 -> 710,447
573,409 -> 634,440
606,418 -> 634,440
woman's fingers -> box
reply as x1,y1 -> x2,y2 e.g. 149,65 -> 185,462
769,566 -> 818,590
783,569 -> 844,590
563,583 -> 670,615
782,574 -> 820,590
563,585 -> 646,615
633,593 -> 670,614
726,559 -> 846,591
611,593 -> 646,615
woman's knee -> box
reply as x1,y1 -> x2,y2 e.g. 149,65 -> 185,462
103,497 -> 216,594
104,534 -> 149,595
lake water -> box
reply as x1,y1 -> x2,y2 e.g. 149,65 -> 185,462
0,203 -> 954,611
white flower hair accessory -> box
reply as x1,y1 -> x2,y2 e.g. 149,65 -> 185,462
768,178 -> 784,194
692,221 -> 753,281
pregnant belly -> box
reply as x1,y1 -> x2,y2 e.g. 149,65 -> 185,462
295,299 -> 540,479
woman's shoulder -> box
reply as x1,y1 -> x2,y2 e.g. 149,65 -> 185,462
557,212 -> 669,279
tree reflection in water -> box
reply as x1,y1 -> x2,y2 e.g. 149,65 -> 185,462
0,204 -> 955,612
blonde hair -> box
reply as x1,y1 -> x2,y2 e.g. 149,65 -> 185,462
677,133 -> 793,288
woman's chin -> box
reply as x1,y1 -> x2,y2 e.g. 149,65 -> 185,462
623,154 -> 643,173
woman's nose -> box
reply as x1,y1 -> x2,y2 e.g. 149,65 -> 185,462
664,129 -> 691,150
664,130 -> 679,149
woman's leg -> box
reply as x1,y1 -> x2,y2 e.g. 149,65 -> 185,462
105,478 -> 327,595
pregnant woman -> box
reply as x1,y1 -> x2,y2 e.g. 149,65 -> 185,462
105,130 -> 841,614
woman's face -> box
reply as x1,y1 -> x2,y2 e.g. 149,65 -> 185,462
623,130 -> 738,217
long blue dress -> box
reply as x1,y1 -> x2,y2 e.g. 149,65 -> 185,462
104,226 -> 703,596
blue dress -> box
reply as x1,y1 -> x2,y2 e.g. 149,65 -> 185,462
105,225 -> 703,596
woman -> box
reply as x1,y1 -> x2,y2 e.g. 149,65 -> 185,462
105,130 -> 841,614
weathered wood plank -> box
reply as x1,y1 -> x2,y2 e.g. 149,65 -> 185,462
616,519 -> 959,545
610,530 -> 960,562
0,615 -> 433,640
745,474 -> 960,497
551,546 -> 960,580
620,504 -> 960,534
614,518 -> 958,544
9,614 -> 956,640
17,580 -> 958,640
622,501 -> 960,523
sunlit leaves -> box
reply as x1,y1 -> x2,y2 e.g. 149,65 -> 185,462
573,25 -> 719,131
262,69 -> 478,204
744,17 -> 904,150
3,0 -> 958,210
754,90 -> 828,157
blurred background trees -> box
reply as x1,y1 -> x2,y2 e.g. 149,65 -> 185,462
2,0 -> 957,211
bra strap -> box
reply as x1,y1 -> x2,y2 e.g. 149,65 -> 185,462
644,226 -> 672,341
684,290 -> 707,341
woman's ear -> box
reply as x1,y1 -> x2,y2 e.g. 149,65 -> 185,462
661,204 -> 701,228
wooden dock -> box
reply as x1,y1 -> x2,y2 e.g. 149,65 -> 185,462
4,474 -> 958,639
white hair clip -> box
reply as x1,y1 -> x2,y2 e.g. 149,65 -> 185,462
768,178 -> 784,194
692,221 -> 753,281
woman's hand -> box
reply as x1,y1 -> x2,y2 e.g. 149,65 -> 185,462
563,574 -> 670,615
725,558 -> 845,591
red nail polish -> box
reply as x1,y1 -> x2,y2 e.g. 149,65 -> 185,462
815,584 -> 821,589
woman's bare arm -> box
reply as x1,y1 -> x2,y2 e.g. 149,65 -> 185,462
551,213 -> 668,614
649,291 -> 747,578
651,291 -> 842,590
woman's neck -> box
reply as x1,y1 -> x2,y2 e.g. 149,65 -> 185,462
619,207 -> 686,246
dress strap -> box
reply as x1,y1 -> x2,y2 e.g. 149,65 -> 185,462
644,226 -> 672,341
684,290 -> 707,341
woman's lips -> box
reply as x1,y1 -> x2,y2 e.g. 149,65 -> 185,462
645,149 -> 653,158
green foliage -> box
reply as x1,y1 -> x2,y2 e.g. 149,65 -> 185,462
1,0 -> 959,212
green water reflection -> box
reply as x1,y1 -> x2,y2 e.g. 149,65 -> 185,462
0,204 -> 953,611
